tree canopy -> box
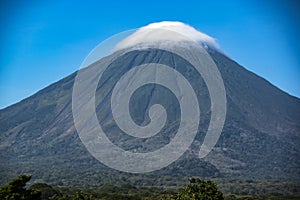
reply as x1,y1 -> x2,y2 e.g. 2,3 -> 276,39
171,178 -> 224,200
0,174 -> 41,200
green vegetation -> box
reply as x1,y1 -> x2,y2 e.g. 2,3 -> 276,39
1,175 -> 300,200
170,178 -> 224,199
0,174 -> 41,199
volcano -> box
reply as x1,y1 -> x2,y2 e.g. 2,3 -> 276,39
0,22 -> 299,187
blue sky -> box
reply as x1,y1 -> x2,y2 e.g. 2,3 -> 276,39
0,0 -> 299,109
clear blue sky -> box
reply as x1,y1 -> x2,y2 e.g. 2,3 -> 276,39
0,0 -> 299,109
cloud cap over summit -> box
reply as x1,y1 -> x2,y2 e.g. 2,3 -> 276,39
116,21 -> 219,50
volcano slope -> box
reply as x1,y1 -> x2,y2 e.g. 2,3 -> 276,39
0,46 -> 299,187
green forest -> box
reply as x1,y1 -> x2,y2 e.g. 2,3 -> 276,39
1,175 -> 299,200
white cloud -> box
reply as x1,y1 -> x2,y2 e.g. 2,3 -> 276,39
116,21 -> 219,50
